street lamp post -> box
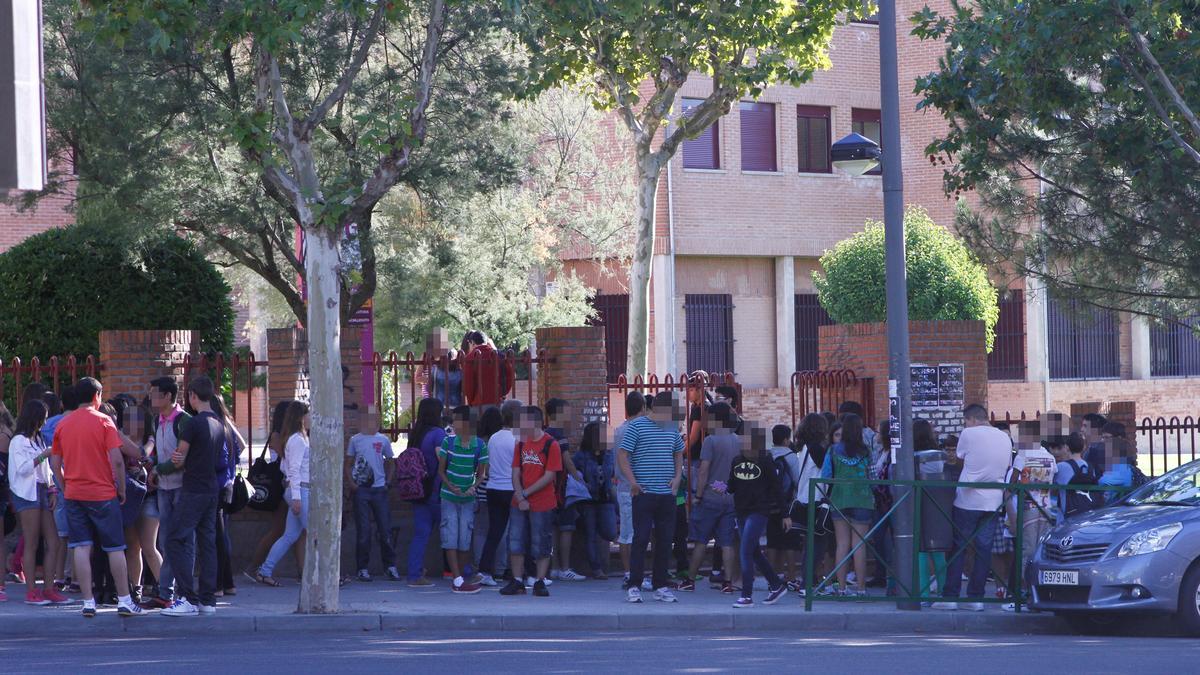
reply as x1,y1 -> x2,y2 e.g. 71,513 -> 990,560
831,0 -> 918,611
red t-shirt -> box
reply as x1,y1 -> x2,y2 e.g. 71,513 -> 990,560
51,407 -> 122,501
512,434 -> 562,512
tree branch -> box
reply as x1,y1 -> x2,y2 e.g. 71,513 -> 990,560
1114,48 -> 1200,165
298,2 -> 387,140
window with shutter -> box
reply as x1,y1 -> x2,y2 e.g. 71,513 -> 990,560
1151,316 -> 1200,377
739,102 -> 777,172
1047,296 -> 1120,380
988,290 -> 1026,381
796,105 -> 831,174
794,294 -> 834,372
851,108 -> 882,175
588,294 -> 630,382
685,294 -> 735,375
681,98 -> 719,170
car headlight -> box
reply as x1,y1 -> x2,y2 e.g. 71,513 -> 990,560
1117,523 -> 1183,558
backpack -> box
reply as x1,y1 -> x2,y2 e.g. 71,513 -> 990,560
394,445 -> 429,501
1064,459 -> 1100,516
352,454 -> 375,487
773,452 -> 798,505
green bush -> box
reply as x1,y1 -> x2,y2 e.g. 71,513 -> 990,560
813,206 -> 1000,351
0,223 -> 234,358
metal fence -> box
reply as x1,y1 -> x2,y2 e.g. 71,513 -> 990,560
1140,416 -> 1200,477
0,355 -> 102,411
790,369 -> 876,430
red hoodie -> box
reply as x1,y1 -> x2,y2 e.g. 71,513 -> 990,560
462,344 -> 515,406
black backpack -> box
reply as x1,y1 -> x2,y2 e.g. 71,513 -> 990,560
773,452 -> 798,504
1064,460 -> 1101,516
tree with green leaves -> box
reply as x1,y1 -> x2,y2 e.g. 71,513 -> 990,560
60,0 -> 521,613
519,0 -> 862,378
913,0 -> 1200,322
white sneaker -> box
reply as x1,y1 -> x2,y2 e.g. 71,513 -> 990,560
478,573 -> 497,587
1002,602 -> 1017,612
560,569 -> 587,582
198,604 -> 216,615
930,601 -> 958,611
525,576 -> 552,588
960,602 -> 985,612
626,587 -> 643,603
653,587 -> 678,603
161,598 -> 199,617
640,578 -> 653,591
551,569 -> 564,580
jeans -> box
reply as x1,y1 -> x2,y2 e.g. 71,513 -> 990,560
216,507 -> 234,591
354,487 -> 396,571
260,488 -> 309,578
479,489 -> 513,575
579,502 -> 618,574
157,487 -> 191,599
738,513 -> 781,599
672,503 -> 689,572
873,504 -> 894,583
166,490 -> 218,607
406,500 -> 440,581
943,507 -> 998,599
630,493 -> 676,591
507,508 -> 555,559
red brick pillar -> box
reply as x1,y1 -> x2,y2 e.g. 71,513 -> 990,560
97,330 -> 200,398
266,326 -> 363,434
535,326 -> 607,450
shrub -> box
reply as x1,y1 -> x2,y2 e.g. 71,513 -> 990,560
0,223 -> 234,358
813,206 -> 999,351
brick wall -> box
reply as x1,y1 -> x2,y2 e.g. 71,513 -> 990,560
989,379 -> 1196,422
819,320 -> 988,425
535,326 -> 607,451
97,330 -> 201,400
0,191 -> 75,254
265,326 -> 363,435
740,387 -> 795,430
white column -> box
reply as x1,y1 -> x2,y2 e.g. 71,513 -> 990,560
1130,314 -> 1152,380
652,253 -> 677,377
775,256 -> 796,388
1024,276 -> 1051,412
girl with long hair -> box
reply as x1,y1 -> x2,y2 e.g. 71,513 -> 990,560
404,398 -> 446,586
255,401 -> 311,586
247,400 -> 304,576
820,413 -> 873,596
8,399 -> 67,605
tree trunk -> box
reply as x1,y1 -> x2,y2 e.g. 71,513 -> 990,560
298,224 -> 345,614
625,155 -> 661,379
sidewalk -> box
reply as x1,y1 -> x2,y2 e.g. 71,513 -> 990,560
0,576 -> 1067,635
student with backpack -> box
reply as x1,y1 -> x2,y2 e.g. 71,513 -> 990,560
821,413 -> 874,597
766,424 -> 802,587
727,424 -> 789,608
399,397 -> 446,587
437,406 -> 489,594
573,421 -> 618,579
346,407 -> 399,583
677,402 -> 740,593
500,406 -> 561,597
1054,432 -> 1097,517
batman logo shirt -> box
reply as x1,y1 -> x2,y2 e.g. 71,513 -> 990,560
732,460 -> 761,482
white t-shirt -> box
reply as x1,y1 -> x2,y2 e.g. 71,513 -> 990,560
486,428 -> 516,491
954,424 -> 1014,512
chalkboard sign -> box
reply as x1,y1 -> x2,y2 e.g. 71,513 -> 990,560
938,363 -> 965,407
910,364 -> 940,408
581,396 -> 608,424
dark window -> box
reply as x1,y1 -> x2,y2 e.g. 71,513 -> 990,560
795,294 -> 834,372
852,11 -> 880,24
588,294 -> 630,383
681,98 -> 719,170
1047,297 -> 1120,380
797,105 -> 831,174
988,290 -> 1026,381
685,294 -> 735,375
739,101 -> 777,172
851,108 -> 882,176
1151,316 -> 1200,377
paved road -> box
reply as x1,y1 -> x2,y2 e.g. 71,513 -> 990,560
3,630 -> 1195,673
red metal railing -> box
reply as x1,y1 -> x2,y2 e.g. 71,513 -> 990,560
0,355 -> 102,410
181,351 -> 268,461
790,369 -> 876,429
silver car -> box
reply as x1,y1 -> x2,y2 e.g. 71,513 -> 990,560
1030,458 -> 1200,634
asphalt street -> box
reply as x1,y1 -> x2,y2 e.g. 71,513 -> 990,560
3,630 -> 1195,673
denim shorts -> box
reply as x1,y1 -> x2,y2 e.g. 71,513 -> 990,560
141,491 -> 160,519
508,507 -> 554,559
439,500 -> 476,551
831,506 -> 874,524
688,499 -> 736,547
66,497 -> 127,552
617,491 -> 633,545
11,483 -> 49,513
555,504 -> 579,531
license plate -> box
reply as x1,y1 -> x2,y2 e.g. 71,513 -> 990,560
1040,570 -> 1079,586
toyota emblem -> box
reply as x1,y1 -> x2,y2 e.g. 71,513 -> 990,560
1060,536 -> 1074,549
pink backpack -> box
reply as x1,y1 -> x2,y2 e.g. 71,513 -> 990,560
394,446 -> 429,501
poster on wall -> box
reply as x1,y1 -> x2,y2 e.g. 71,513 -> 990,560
910,364 -> 939,408
937,363 -> 965,408
581,396 -> 608,424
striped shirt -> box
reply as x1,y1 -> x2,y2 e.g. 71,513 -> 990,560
438,435 -> 487,504
618,416 -> 683,495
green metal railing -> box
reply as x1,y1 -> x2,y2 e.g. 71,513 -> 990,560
802,477 -> 1131,612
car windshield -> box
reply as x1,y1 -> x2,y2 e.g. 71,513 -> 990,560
1123,459 -> 1200,506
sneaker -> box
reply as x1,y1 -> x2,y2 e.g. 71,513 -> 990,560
117,601 -> 146,617
559,568 -> 587,582
640,578 -> 653,591
356,569 -> 372,582
24,589 -> 50,606
764,585 -> 788,605
499,579 -> 526,596
81,605 -> 96,618
960,602 -> 985,612
930,601 -> 959,611
7,571 -> 24,585
140,596 -> 172,610
846,572 -> 857,586
198,604 -> 216,615
43,588 -> 71,604
675,579 -> 696,592
525,576 -> 553,588
551,569 -> 563,580
478,573 -> 498,587
452,580 -> 482,595
161,598 -> 199,617
1002,602 -> 1017,612
626,587 -> 643,604
786,579 -> 802,593
653,587 -> 678,603
732,597 -> 754,609
533,580 -> 550,597
386,567 -> 402,581
621,574 -> 631,590
66,583 -> 81,594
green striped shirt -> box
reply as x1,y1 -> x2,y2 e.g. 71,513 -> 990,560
438,436 -> 487,503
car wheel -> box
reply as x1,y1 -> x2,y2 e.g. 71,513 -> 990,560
1176,564 -> 1200,636
1061,612 -> 1123,636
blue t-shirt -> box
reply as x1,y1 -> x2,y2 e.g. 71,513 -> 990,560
41,414 -> 64,448
1099,462 -> 1132,503
618,416 -> 683,495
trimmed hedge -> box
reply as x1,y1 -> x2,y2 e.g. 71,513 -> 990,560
813,206 -> 999,351
0,224 -> 234,358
